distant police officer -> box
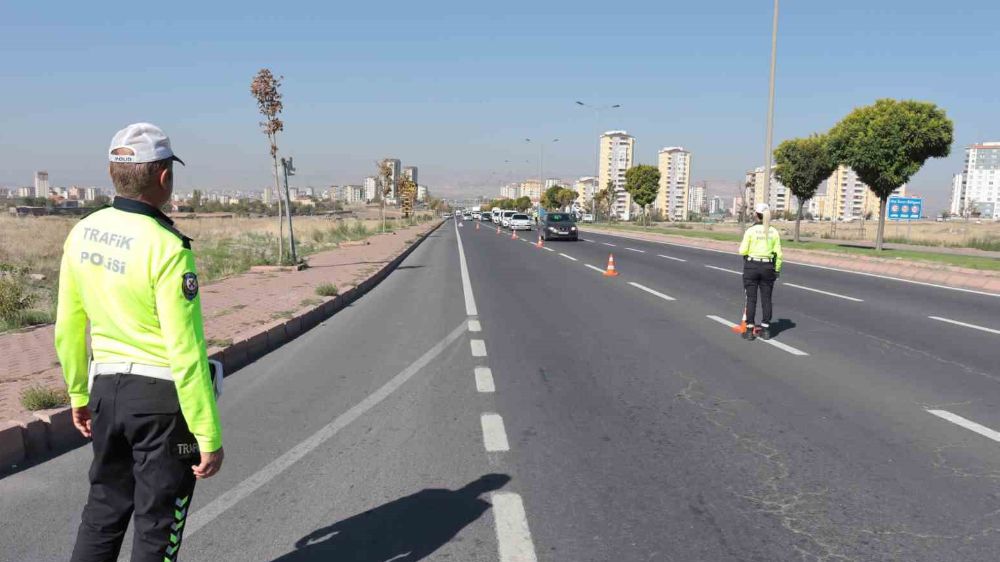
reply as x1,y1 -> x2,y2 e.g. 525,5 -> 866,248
738,203 -> 783,341
55,123 -> 223,562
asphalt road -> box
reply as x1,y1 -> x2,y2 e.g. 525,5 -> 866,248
2,219 -> 999,561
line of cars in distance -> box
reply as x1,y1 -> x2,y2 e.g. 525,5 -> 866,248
456,208 -> 579,241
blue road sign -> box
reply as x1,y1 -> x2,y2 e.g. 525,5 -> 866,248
887,196 -> 923,220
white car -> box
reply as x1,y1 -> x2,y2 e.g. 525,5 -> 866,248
508,213 -> 533,231
500,210 -> 517,228
472,212 -> 481,220
581,214 -> 594,223
492,209 -> 502,223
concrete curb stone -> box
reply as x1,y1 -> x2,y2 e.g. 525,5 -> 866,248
0,421 -> 26,468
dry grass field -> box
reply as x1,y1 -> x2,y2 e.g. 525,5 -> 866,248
0,211 -> 432,332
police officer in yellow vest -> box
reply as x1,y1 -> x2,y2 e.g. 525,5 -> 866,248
56,123 -> 223,562
738,203 -> 783,341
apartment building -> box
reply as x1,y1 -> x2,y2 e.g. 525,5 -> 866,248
598,131 -> 635,220
655,147 -> 691,221
950,142 -> 1000,218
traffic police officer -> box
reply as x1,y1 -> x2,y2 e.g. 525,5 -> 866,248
738,202 -> 783,341
55,123 -> 223,562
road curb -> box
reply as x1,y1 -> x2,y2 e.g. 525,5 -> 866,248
0,220 -> 445,476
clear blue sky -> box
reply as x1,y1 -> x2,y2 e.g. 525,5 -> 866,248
1,1 -> 998,211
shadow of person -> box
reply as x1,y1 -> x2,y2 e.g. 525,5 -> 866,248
769,318 -> 796,337
270,473 -> 511,562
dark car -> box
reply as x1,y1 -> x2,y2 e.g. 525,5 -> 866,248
539,212 -> 578,241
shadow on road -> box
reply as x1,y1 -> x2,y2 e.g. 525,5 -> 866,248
270,473 -> 511,561
394,265 -> 425,270
769,318 -> 796,337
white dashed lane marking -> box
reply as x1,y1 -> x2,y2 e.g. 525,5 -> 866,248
783,282 -> 863,302
468,320 -> 482,332
928,410 -> 1000,443
481,413 -> 510,452
585,264 -> 606,274
471,339 -> 487,357
704,265 -> 742,275
625,247 -> 645,253
603,242 -> 616,247
493,492 -> 539,562
559,253 -> 578,261
658,254 -> 686,262
628,282 -> 676,301
928,316 -> 1000,335
475,367 -> 495,393
705,315 -> 809,356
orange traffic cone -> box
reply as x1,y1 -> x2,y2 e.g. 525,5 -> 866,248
731,297 -> 748,334
535,234 -> 543,248
511,229 -> 517,240
604,254 -> 619,277
496,225 -> 501,235
475,221 -> 480,230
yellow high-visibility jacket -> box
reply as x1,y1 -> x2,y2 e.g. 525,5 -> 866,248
738,223 -> 783,272
55,197 -> 221,452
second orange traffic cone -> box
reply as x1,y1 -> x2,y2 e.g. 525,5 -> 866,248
511,229 -> 517,240
604,254 -> 619,277
496,225 -> 501,235
475,221 -> 480,230
535,234 -> 543,248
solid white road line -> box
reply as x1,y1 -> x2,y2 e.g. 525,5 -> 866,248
455,219 -> 479,316
471,339 -> 487,357
585,264 -> 607,274
468,320 -> 482,332
928,410 -> 1000,443
603,242 -> 616,247
628,282 -> 676,301
658,254 -> 687,262
705,315 -> 809,356
928,316 -> 1000,336
475,367 -> 496,393
492,492 -> 539,562
559,253 -> 578,261
481,413 -> 510,452
704,265 -> 742,275
625,247 -> 646,253
184,322 -> 469,538
783,282 -> 864,302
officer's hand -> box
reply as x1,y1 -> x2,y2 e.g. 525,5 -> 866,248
72,406 -> 92,439
192,447 -> 224,479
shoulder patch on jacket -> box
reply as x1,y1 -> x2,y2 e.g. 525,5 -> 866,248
182,272 -> 199,300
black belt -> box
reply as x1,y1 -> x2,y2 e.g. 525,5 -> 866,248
746,257 -> 773,263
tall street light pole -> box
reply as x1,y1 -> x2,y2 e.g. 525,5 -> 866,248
762,0 -> 780,208
576,101 -> 621,220
280,156 -> 298,263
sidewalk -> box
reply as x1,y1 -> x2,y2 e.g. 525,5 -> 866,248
581,226 -> 1000,294
0,221 -> 441,467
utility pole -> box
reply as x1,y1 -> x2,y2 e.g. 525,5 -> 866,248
763,0 -> 780,207
281,156 -> 298,264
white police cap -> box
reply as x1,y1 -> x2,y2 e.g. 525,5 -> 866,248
754,203 -> 770,214
108,123 -> 184,165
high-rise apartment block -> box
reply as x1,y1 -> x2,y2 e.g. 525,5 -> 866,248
951,142 -> 1000,219
814,165 -> 906,221
598,131 -> 635,220
655,147 -> 691,221
34,171 -> 49,198
403,166 -> 418,185
745,166 -> 789,215
574,176 -> 598,209
382,158 -> 402,201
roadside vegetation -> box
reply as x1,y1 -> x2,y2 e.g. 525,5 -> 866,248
0,212 -> 435,334
19,384 -> 70,411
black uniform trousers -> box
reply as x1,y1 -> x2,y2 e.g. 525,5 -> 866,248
743,259 -> 777,326
71,374 -> 199,562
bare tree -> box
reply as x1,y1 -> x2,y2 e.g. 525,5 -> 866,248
376,160 -> 393,232
251,69 -> 287,262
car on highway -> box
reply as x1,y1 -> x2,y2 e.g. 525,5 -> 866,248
462,212 -> 472,221
539,212 -> 578,241
491,208 -> 502,224
508,213 -> 533,231
472,211 -> 481,220
581,213 -> 594,223
500,210 -> 517,228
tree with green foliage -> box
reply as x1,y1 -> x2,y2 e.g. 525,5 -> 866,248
828,99 -> 953,250
773,134 -> 838,243
624,165 -> 659,226
514,196 -> 533,212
